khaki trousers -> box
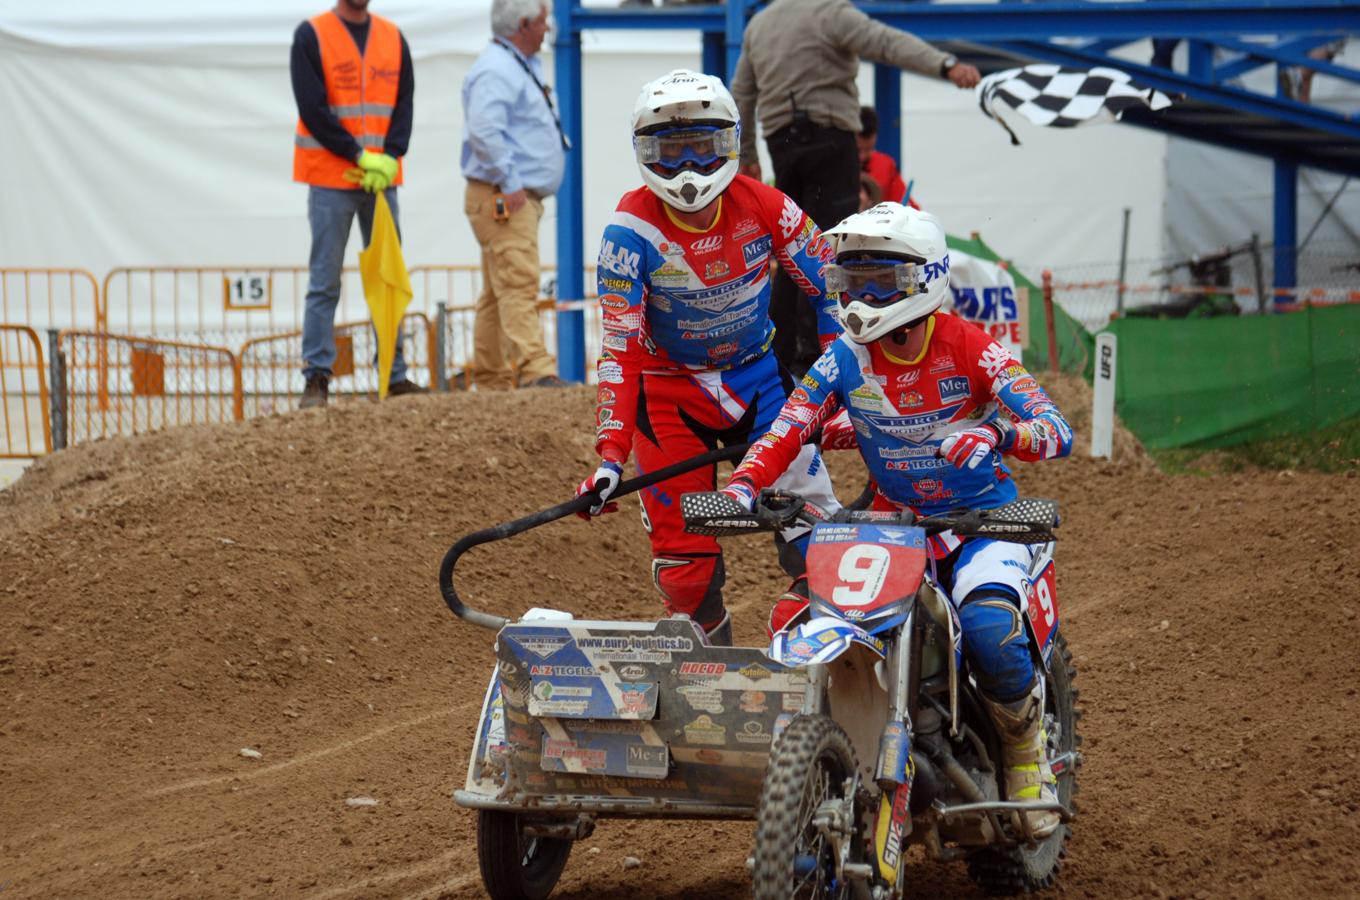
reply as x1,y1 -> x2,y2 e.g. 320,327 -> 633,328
464,179 -> 556,389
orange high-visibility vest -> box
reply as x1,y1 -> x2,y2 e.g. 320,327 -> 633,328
293,11 -> 405,189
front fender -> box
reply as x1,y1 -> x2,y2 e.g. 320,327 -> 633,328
767,615 -> 887,668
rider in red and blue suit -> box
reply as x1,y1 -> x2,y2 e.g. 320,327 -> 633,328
721,203 -> 1072,836
574,69 -> 841,646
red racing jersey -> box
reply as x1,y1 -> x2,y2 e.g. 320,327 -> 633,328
593,175 -> 840,463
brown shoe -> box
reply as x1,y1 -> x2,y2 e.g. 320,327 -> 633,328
525,375 -> 570,388
299,373 -> 329,409
387,378 -> 428,397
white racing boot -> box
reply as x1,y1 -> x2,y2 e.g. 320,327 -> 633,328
982,684 -> 1061,839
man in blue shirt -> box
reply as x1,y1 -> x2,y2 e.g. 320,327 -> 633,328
461,0 -> 569,389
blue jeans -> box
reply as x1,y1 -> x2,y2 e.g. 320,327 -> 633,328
302,186 -> 408,383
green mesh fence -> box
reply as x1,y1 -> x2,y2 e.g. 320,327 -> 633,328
1106,303 -> 1360,449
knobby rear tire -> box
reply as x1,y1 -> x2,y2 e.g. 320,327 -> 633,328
752,714 -> 859,900
967,630 -> 1081,895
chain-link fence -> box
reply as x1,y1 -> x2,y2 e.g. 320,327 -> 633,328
1019,236 -> 1360,333
59,332 -> 240,447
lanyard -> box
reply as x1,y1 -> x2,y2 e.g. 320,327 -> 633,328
494,39 -> 571,151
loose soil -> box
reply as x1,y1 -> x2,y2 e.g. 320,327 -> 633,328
1,377 -> 1357,899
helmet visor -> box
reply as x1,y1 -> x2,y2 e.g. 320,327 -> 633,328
826,259 -> 925,306
635,125 -> 738,175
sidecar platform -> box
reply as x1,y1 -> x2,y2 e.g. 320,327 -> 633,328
455,616 -> 808,819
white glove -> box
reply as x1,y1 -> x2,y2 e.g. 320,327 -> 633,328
939,425 -> 1001,470
575,460 -> 624,519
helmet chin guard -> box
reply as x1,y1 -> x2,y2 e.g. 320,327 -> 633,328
824,204 -> 952,344
631,69 -> 741,213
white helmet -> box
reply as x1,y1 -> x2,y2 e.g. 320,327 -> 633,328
823,203 -> 951,344
631,69 -> 741,213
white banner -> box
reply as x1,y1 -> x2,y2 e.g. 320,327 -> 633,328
946,250 -> 1029,359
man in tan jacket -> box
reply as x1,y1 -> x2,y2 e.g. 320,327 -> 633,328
732,0 -> 979,376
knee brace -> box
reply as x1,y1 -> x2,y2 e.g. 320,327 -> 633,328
652,553 -> 727,632
957,586 -> 1036,702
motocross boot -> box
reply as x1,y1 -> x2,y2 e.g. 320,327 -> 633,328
704,612 -> 733,647
981,684 -> 1060,839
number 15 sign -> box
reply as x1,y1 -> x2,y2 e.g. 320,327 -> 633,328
223,271 -> 273,311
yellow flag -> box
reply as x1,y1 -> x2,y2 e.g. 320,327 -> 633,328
359,192 -> 413,399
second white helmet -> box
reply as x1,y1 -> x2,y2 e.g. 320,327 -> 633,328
823,203 -> 951,344
631,69 -> 741,213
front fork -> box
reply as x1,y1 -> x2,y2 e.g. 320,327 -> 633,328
869,618 -> 916,893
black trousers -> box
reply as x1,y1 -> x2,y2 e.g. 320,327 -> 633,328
765,121 -> 860,377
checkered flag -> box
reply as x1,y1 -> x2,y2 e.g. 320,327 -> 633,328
977,64 -> 1174,145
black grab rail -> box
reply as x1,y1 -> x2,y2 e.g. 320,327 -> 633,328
438,443 -> 752,631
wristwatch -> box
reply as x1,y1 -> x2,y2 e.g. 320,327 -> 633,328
940,54 -> 958,78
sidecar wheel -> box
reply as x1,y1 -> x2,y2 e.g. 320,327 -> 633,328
477,810 -> 572,900
967,630 -> 1081,895
752,714 -> 860,900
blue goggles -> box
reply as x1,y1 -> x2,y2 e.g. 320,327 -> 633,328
634,125 -> 738,174
825,258 -> 926,306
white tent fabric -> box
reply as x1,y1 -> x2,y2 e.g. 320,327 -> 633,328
1,2 -> 1351,323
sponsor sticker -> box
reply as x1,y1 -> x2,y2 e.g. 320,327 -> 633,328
529,664 -> 598,677
704,260 -> 731,280
738,663 -> 772,683
929,355 -> 955,373
600,277 -> 633,293
742,235 -> 772,267
739,690 -> 768,713
600,239 -> 640,279
896,391 -> 924,409
625,743 -> 669,777
778,196 -> 802,238
735,720 -> 773,745
979,343 -> 1012,378
691,235 -> 723,254
683,714 -> 727,746
617,663 -> 646,680
679,661 -> 726,677
937,376 -> 969,403
598,362 -> 624,384
677,684 -> 724,714
506,635 -> 572,659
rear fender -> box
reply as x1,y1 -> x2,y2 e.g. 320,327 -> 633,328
464,668 -> 508,796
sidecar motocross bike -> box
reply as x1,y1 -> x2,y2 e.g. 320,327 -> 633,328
440,448 -> 1078,899
680,489 -> 1081,898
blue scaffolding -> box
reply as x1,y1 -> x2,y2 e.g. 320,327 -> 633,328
552,0 -> 1360,380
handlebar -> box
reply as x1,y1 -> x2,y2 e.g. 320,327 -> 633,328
438,442 -> 752,631
682,490 -> 1059,544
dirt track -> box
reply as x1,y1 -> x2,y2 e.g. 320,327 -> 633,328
2,380 -> 1358,899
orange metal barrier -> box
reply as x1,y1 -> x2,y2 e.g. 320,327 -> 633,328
0,325 -> 52,458
101,266 -> 379,347
59,331 -> 242,447
238,313 -> 435,416
414,265 -> 601,389
0,268 -> 101,330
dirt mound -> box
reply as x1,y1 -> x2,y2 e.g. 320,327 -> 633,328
2,386 -> 1357,899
